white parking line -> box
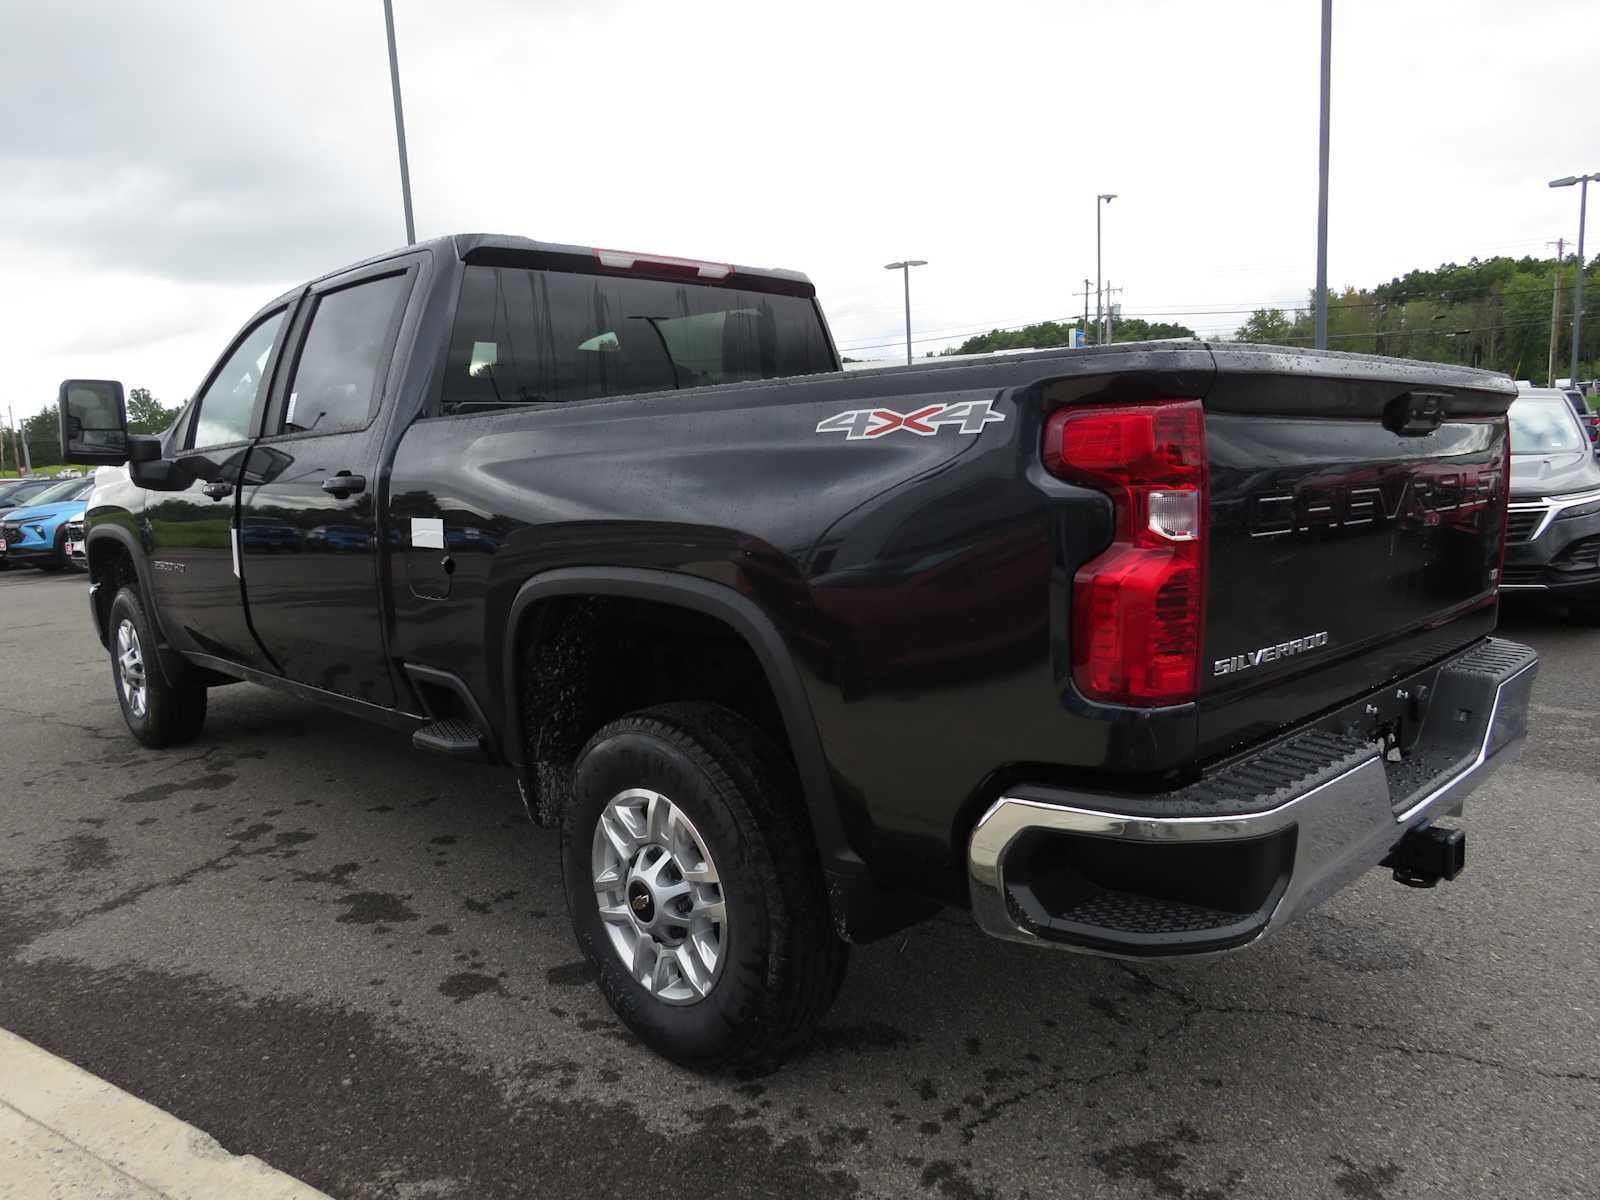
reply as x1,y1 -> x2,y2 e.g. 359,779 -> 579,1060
0,1029 -> 332,1200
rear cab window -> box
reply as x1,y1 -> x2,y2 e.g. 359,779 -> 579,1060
439,263 -> 836,414
277,273 -> 411,435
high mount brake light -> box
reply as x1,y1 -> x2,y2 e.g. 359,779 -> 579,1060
593,249 -> 733,281
1042,399 -> 1207,706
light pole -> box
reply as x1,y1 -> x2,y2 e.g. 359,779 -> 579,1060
1547,238 -> 1565,386
1314,0 -> 1332,349
884,260 -> 927,365
1550,173 -> 1596,385
382,0 -> 416,245
1096,193 -> 1116,344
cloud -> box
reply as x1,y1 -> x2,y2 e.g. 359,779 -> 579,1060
0,0 -> 1593,415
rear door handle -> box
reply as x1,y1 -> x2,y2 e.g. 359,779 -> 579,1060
201,481 -> 233,501
321,473 -> 367,499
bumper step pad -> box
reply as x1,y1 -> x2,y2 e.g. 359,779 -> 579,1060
970,637 -> 1539,958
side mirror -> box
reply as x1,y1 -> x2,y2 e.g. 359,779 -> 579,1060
57,379 -> 131,465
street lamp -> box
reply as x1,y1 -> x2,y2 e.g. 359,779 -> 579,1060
1314,0 -> 1332,349
1550,172 -> 1597,386
1096,193 -> 1116,343
382,0 -> 416,244
884,260 -> 928,365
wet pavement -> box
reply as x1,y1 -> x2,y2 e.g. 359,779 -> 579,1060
1,566 -> 1596,1199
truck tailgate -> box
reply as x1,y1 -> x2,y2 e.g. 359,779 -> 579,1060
1198,347 -> 1514,759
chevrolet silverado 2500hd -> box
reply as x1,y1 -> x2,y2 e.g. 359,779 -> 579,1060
59,234 -> 1538,1071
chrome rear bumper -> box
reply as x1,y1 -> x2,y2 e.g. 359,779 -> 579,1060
968,638 -> 1538,957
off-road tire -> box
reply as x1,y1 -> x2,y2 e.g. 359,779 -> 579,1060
562,702 -> 848,1073
108,586 -> 208,747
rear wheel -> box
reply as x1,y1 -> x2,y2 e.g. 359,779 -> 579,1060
561,702 -> 847,1073
108,586 -> 208,747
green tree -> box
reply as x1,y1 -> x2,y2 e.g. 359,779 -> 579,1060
126,387 -> 180,435
1231,308 -> 1296,344
1229,252 -> 1600,383
22,407 -> 61,469
943,317 -> 1195,357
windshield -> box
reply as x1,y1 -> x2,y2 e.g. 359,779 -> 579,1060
0,479 -> 54,503
26,476 -> 93,505
1508,396 -> 1586,454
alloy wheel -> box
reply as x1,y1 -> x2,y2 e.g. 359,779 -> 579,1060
115,619 -> 147,719
591,788 -> 726,1005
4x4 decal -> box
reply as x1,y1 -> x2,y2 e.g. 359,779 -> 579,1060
815,399 -> 1005,441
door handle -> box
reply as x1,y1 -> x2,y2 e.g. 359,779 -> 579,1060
201,481 -> 233,501
321,473 -> 367,499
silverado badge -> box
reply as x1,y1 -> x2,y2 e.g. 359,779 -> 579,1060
1213,631 -> 1330,677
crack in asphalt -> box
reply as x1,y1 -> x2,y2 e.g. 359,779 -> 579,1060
955,1012 -> 1193,1145
1113,963 -> 1600,1087
0,702 -> 122,741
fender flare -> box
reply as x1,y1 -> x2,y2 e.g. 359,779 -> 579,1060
499,566 -> 856,882
83,524 -> 197,688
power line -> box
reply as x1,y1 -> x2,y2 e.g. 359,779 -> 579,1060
843,312 -> 1566,358
835,279 -> 1595,353
1268,314 -> 1558,345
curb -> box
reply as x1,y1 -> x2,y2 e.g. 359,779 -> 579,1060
0,1028 -> 333,1200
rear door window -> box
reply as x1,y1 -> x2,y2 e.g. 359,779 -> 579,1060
440,265 -> 835,413
278,273 -> 410,435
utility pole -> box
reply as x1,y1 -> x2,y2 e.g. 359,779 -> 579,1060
883,260 -> 928,365
1104,282 -> 1122,344
1549,172 -> 1596,386
1079,278 -> 1093,345
10,407 -> 26,475
1314,0 -> 1332,349
1096,193 -> 1116,347
1549,238 -> 1565,385
382,0 -> 416,245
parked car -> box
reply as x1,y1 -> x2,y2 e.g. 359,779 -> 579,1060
1501,388 -> 1600,617
64,516 -> 88,571
306,523 -> 372,553
1561,388 -> 1599,450
0,475 -> 94,570
0,477 -> 60,516
239,514 -> 304,554
60,233 -> 1535,1072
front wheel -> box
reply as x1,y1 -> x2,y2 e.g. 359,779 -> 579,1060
561,702 -> 847,1073
34,527 -> 68,572
108,586 -> 208,747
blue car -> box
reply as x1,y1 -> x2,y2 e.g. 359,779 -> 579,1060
0,475 -> 94,570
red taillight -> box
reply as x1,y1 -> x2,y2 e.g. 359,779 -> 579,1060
1043,399 -> 1207,706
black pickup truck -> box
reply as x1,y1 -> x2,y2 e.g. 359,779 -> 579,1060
59,234 -> 1538,1071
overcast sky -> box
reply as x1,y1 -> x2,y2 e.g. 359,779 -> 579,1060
1,0 -> 1593,419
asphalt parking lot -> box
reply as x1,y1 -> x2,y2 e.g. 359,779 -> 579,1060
1,565 -> 1596,1200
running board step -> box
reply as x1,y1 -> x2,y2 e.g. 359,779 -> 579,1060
412,717 -> 488,760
